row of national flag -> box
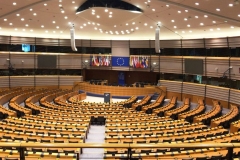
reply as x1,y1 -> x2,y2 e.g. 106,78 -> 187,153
90,55 -> 149,68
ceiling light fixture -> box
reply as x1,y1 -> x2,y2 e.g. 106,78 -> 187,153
200,23 -> 204,25
216,8 -> 220,11
204,15 -> 208,18
195,2 -> 199,5
4,19 -> 7,21
76,0 -> 143,14
166,4 -> 169,7
195,16 -> 198,18
229,3 -> 233,7
21,18 -> 24,21
33,13 -> 37,16
13,2 -> 16,5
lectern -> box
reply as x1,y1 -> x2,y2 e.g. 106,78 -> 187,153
104,93 -> 111,103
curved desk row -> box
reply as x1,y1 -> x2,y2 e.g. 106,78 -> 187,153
73,82 -> 166,96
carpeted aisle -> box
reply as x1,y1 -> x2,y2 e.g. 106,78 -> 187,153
80,125 -> 105,160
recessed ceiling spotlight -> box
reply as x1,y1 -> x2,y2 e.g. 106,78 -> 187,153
189,30 -> 192,33
217,28 -> 220,30
80,26 -> 83,29
204,15 -> 208,18
41,25 -> 44,28
9,23 -> 12,25
212,21 -> 216,23
166,4 -> 169,7
61,10 -> 65,13
74,6 -> 78,9
184,18 -> 187,21
21,18 -> 24,21
126,23 -> 129,25
238,14 -> 240,17
150,26 -> 153,28
96,15 -> 100,18
210,28 -> 213,31
171,20 -> 175,22
195,2 -> 199,5
132,22 -> 135,25
131,28 -> 134,31
109,15 -> 112,18
68,22 -> 72,25
92,12 -> 95,15
195,16 -> 198,18
44,3 -> 47,6
187,24 -> 190,27
33,13 -> 37,16
229,3 -> 233,7
83,23 -> 86,26
216,8 -> 220,11
109,12 -> 112,14
144,23 -> 147,26
88,22 -> 91,24
114,25 -> 117,27
53,21 -> 56,23
92,9 -> 95,12
92,22 -> 95,25
185,10 -> 188,12
25,24 -> 29,27
72,1 -> 75,3
136,27 -> 139,30
174,26 -> 177,28
94,27 -> 97,30
56,26 -> 59,29
30,8 -> 33,11
200,23 -> 204,25
152,9 -> 155,11
4,19 -> 7,21
64,16 -> 68,19
13,2 -> 16,5
59,4 -> 62,7
16,14 -> 20,16
231,26 -> 234,28
97,23 -> 100,26
45,30 -> 48,33
178,11 -> 181,13
105,9 -> 108,12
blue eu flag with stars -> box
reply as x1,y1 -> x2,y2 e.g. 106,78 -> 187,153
112,56 -> 129,67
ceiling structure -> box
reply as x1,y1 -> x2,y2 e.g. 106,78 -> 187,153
0,0 -> 239,40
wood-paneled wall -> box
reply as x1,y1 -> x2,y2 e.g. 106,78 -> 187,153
159,80 -> 240,108
85,70 -> 158,85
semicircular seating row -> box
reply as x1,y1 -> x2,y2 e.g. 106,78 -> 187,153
0,88 -> 240,160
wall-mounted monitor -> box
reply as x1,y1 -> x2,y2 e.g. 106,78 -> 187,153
37,55 -> 57,69
185,59 -> 203,75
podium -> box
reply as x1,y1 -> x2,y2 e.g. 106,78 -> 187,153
104,93 -> 111,103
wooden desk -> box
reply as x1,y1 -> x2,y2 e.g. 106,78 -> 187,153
73,82 -> 166,96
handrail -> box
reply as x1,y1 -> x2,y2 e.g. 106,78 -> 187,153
0,142 -> 237,160
0,142 -> 237,148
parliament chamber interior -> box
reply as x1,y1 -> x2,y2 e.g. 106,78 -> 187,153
1,0 -> 240,160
